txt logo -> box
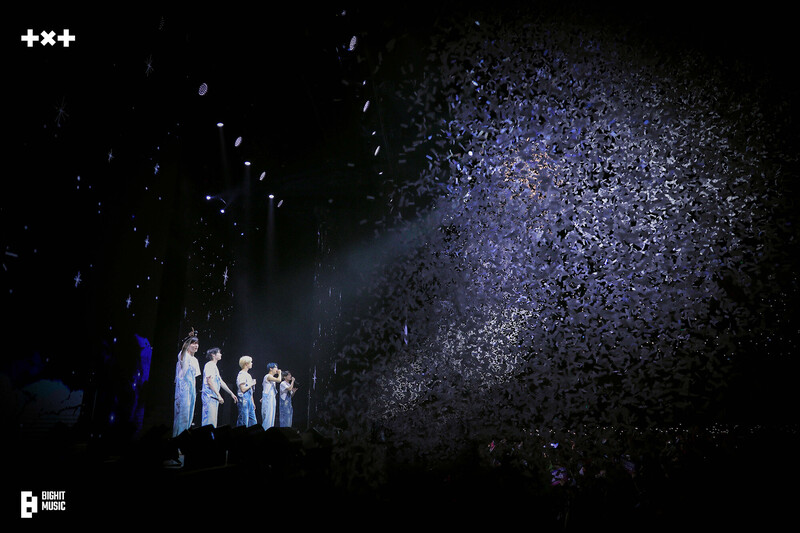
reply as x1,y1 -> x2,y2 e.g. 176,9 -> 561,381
21,491 -> 38,518
21,29 -> 76,47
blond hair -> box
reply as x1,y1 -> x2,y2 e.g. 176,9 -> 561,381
239,355 -> 253,369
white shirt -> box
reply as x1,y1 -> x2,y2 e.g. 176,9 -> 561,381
175,353 -> 201,381
237,370 -> 254,397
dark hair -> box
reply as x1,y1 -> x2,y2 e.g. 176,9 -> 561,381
206,347 -> 221,360
180,336 -> 199,353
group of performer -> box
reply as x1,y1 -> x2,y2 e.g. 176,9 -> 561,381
172,331 -> 298,438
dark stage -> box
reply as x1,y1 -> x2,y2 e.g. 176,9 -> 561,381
6,420 -> 798,527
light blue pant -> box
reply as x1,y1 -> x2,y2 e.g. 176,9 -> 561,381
173,373 -> 196,437
237,390 -> 256,427
262,393 -> 276,430
279,396 -> 292,427
201,392 -> 219,427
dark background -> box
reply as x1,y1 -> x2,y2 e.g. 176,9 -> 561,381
2,1 -> 797,524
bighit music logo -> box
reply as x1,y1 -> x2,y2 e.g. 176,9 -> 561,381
21,491 -> 67,518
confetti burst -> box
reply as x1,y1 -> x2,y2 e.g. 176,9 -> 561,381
321,8 -> 796,487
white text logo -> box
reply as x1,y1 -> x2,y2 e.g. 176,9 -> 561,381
20,491 -> 67,517
21,29 -> 76,47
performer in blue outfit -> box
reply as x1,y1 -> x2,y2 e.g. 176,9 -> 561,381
236,355 -> 257,427
279,371 -> 297,427
173,331 -> 201,437
261,363 -> 281,430
201,347 -> 238,427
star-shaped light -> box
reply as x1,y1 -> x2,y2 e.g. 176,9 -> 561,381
145,54 -> 154,76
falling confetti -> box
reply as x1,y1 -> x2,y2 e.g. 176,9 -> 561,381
144,55 -> 154,76
319,7 -> 798,494
54,97 -> 68,127
5,7 -> 793,517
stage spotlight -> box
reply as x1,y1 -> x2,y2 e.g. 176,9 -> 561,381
217,122 -> 224,127
268,194 -> 274,199
206,195 -> 227,213
245,161 -> 251,166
